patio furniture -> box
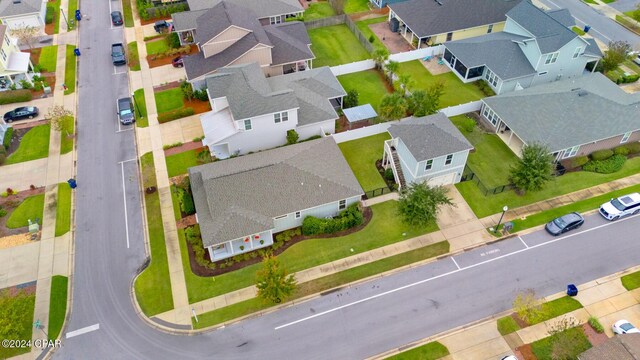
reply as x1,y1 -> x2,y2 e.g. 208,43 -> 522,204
423,56 -> 432,62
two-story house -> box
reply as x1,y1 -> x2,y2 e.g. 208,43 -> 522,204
172,0 -> 312,84
200,62 -> 345,159
189,137 -> 363,262
0,25 -> 33,86
0,0 -> 46,30
443,0 -> 602,94
184,0 -> 302,24
382,113 -> 473,188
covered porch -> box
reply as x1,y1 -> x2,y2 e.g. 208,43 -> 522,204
177,30 -> 195,45
207,229 -> 274,261
283,59 -> 311,74
200,108 -> 238,159
496,124 -> 525,158
0,52 -> 35,91
443,48 -> 484,84
388,11 -> 428,49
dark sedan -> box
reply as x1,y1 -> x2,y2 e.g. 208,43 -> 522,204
3,106 -> 38,123
111,11 -> 123,26
545,212 -> 584,236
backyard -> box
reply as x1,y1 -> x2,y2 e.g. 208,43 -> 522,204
338,69 -> 392,111
356,17 -> 387,53
5,124 -> 50,165
344,0 -> 370,13
303,2 -> 335,21
308,25 -> 371,67
338,133 -> 390,193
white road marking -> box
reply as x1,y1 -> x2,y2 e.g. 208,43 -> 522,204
113,67 -> 127,75
519,236 -> 529,249
66,323 -> 100,338
116,127 -> 133,133
274,214 -> 639,330
120,162 -> 131,249
118,158 -> 137,164
451,257 -> 461,270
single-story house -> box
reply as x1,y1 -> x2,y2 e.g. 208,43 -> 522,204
0,0 -> 46,30
387,0 -> 521,49
189,137 -> 363,261
382,113 -> 473,188
480,72 -> 640,160
579,333 -> 640,360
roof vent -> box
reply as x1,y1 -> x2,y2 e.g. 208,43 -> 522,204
570,87 -> 581,92
577,90 -> 588,97
435,0 -> 443,5
12,0 -> 21,4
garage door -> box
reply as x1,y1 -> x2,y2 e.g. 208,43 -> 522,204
427,172 -> 456,187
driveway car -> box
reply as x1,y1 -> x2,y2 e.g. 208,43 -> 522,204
612,320 -> 640,334
545,212 -> 584,236
3,106 -> 38,123
599,193 -> 640,220
172,56 -> 184,68
117,97 -> 134,125
111,11 -> 123,26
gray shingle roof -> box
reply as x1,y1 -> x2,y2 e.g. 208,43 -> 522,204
546,8 -> 574,28
194,1 -> 271,45
445,32 -> 536,80
187,0 -> 302,16
184,35 -> 260,81
189,137 -> 363,246
0,0 -> 43,17
579,334 -> 640,360
264,22 -> 314,66
483,72 -> 640,153
172,10 -> 207,31
584,38 -> 603,57
389,0 -> 520,38
388,113 -> 473,162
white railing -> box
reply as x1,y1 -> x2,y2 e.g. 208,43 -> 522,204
383,140 -> 401,190
438,100 -> 483,117
388,45 -> 445,63
330,59 -> 376,76
331,120 -> 399,143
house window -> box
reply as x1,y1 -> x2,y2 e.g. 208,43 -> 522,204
544,52 -> 559,65
446,32 -> 453,41
270,16 -> 282,24
0,49 -> 5,62
243,119 -> 252,131
425,159 -> 433,171
213,244 -> 225,250
621,132 -> 632,143
485,69 -> 498,87
487,24 -> 493,34
538,71 -> 548,76
572,47 -> 582,59
295,211 -> 301,219
445,154 -> 453,166
563,146 -> 580,159
339,199 -> 346,210
482,106 -> 489,118
3,35 -> 9,46
274,111 -> 288,123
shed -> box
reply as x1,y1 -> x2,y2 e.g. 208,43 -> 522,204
343,104 -> 377,125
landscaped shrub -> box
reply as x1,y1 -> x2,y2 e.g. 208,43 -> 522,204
583,154 -> 626,174
0,207 -> 6,217
620,74 -> 640,83
457,116 -> 476,133
590,149 -> 613,161
157,107 -> 195,123
2,127 -> 12,149
193,89 -> 208,102
286,129 -> 299,145
176,187 -> 195,215
474,80 -> 496,97
18,79 -> 33,90
384,168 -> 395,181
343,89 -> 359,108
588,316 -> 604,333
162,142 -> 183,150
274,228 -> 301,243
627,142 -> 640,154
302,204 -> 363,235
301,135 -> 322,142
196,149 -> 213,164
613,145 -> 630,156
45,5 -> 55,24
168,32 -> 181,49
0,89 -> 32,104
569,155 -> 589,169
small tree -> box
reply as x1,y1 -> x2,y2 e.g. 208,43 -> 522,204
395,73 -> 414,96
512,289 -> 545,325
510,143 -> 554,193
379,92 -> 408,121
343,89 -> 359,108
385,60 -> 399,85
286,129 -> 299,145
398,182 -> 453,226
548,317 -> 583,360
180,81 -> 194,101
10,25 -> 40,50
255,255 -> 297,303
602,40 -> 631,73
46,105 -> 74,137
372,48 -> 389,70
407,80 -> 445,116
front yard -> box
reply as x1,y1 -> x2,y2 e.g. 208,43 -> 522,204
338,69 -> 392,111
4,124 -> 50,165
309,25 -> 371,67
165,148 -> 202,178
6,194 -> 44,228
154,86 -> 210,123
34,45 -> 58,72
338,133 -> 390,193
0,288 -> 35,358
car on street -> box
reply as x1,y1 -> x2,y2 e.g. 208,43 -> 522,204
3,106 -> 38,123
111,43 -> 126,65
599,193 -> 640,220
545,212 -> 584,236
172,56 -> 184,68
612,320 -> 640,334
117,97 -> 134,125
111,11 -> 123,26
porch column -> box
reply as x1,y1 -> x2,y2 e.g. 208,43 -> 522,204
417,37 -> 421,49
207,246 -> 215,261
508,128 -> 514,145
249,236 -> 255,250
591,60 -> 598,73
464,67 -> 469,80
228,240 -> 235,255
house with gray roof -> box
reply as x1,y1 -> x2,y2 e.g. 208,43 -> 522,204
172,0 -> 312,83
382,113 -> 473,188
185,0 -> 302,23
0,0 -> 47,30
480,72 -> 640,161
189,137 -> 363,261
579,334 -> 640,360
200,62 -> 345,159
388,0 -> 520,49
443,0 -> 602,94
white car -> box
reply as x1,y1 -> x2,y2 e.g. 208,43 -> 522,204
612,320 -> 640,334
599,192 -> 640,220
501,356 -> 518,360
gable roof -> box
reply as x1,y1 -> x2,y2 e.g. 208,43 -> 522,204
189,137 -> 363,246
388,113 -> 473,161
263,22 -> 314,66
546,8 -> 574,28
172,10 -> 207,31
579,334 -> 640,360
187,0 -> 302,16
389,0 -> 520,38
194,1 -> 271,45
482,72 -> 640,153
0,0 -> 43,17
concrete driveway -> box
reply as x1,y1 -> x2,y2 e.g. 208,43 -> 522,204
0,96 -> 54,126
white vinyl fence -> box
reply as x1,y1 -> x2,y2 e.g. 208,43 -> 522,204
331,121 -> 398,143
388,45 -> 444,63
439,101 -> 482,117
330,60 -> 376,76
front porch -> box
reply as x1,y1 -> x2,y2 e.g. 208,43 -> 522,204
0,52 -> 36,91
177,30 -> 194,45
208,230 -> 274,261
496,125 -> 525,157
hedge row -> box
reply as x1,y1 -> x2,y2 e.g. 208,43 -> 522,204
0,89 -> 32,105
302,204 -> 363,236
157,107 -> 195,123
3,127 -> 13,150
583,154 -> 627,174
176,186 -> 195,215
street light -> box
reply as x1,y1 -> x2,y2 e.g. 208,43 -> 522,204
131,92 -> 141,119
495,205 -> 508,233
60,9 -> 70,30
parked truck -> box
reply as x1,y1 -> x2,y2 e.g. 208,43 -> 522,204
111,43 -> 126,66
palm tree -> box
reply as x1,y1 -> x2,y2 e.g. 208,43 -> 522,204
372,48 -> 389,70
396,74 -> 414,97
385,60 -> 399,86
379,93 -> 408,121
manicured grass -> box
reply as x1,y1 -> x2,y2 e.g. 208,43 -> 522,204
624,59 -> 640,74
344,0 -> 370,14
622,270 -> 640,290
5,124 -> 50,165
55,183 -> 72,236
146,38 -> 170,55
183,200 -> 439,303
133,88 -> 148,127
457,157 -> 640,218
122,0 -> 134,27
450,115 -> 519,187
338,133 -> 390,192
602,0 -> 615,3
48,275 -> 68,341
528,296 -> 583,326
154,88 -> 184,114
140,152 -> 157,189
60,116 -> 74,154
309,25 -> 370,67
64,45 -> 76,95
616,15 -> 640,34
192,240 -> 449,328
0,291 -> 35,359
497,315 -> 521,335
338,69 -> 392,111
38,45 -> 58,72
397,60 -> 486,108
134,153 -> 174,316
128,42 -> 140,71
531,326 -> 591,360
166,149 -> 200,178
356,17 -> 387,53
49,0 -> 62,34
387,341 -> 449,360
67,0 -> 78,29
582,0 -> 597,4
572,26 -> 586,35
304,2 -> 336,21
6,194 -> 44,228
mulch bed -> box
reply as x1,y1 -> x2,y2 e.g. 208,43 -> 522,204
348,7 -> 388,21
177,214 -> 196,229
0,187 -> 45,237
140,15 -> 172,26
164,142 -> 205,156
147,45 -> 199,69
515,343 -> 535,360
1,281 -> 37,295
582,323 -> 608,347
184,206 -> 373,277
153,80 -> 181,92
185,99 -> 211,115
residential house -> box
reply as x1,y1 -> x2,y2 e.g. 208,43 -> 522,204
172,0 -> 312,84
444,0 -> 602,94
382,113 -> 473,188
579,334 -> 640,360
387,0 -> 521,49
369,0 -> 406,9
0,25 -> 33,86
200,62 -> 345,159
480,72 -> 640,160
189,137 -> 363,261
0,0 -> 46,30
184,0 -> 302,23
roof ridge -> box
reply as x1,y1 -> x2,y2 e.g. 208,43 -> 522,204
283,147 -> 362,194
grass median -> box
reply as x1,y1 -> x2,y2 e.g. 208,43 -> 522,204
387,341 -> 449,360
48,275 -> 68,341
622,270 -> 640,290
133,88 -> 148,127
64,45 -> 76,95
55,183 -> 72,236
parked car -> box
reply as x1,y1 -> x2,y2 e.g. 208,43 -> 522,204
599,193 -> 640,220
153,20 -> 173,33
172,56 -> 184,68
612,320 -> 640,334
117,97 -> 134,125
3,106 -> 39,123
110,11 -> 123,26
545,212 -> 584,236
111,43 -> 126,66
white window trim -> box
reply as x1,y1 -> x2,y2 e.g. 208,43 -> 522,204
295,211 -> 301,219
425,159 -> 433,171
544,52 -> 559,65
621,131 -> 632,143
444,154 -> 453,166
572,47 -> 582,59
563,145 -> 579,159
243,119 -> 252,131
339,199 -> 346,210
487,24 -> 493,34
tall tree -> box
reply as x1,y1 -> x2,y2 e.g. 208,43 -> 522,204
602,40 -> 631,73
46,105 -> 74,137
9,25 -> 40,50
255,255 -> 297,303
398,182 -> 453,226
510,143 -> 554,193
378,92 -> 408,120
372,48 -> 389,70
408,80 -> 445,116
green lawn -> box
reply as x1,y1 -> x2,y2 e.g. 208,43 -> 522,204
68,0 -> 78,29
134,88 -> 148,127
531,327 -> 591,360
134,153 -> 174,316
344,0 -> 370,13
450,115 -> 519,187
356,17 -> 387,53
154,88 -> 184,114
48,0 -> 62,34
5,124 -> 50,165
624,59 -> 640,74
64,45 -> 76,95
497,315 -> 521,335
6,194 -> 44,228
193,240 -> 449,328
338,69 -> 392,111
0,291 -> 35,359
616,15 -> 640,34
457,157 -> 640,218
122,0 -> 134,27
622,269 -> 640,290
602,0 -> 615,3
338,133 -> 390,192
60,117 -> 74,154
397,60 -> 486,108
304,2 -> 336,21
572,26 -> 586,35
183,200 -> 439,303
128,42 -> 140,71
529,296 -> 583,326
48,275 -> 68,341
309,25 -> 370,67
55,183 -> 71,236
166,149 -> 200,178
582,0 -> 597,4
387,341 -> 450,360
146,38 -> 170,55
38,45 -> 58,72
